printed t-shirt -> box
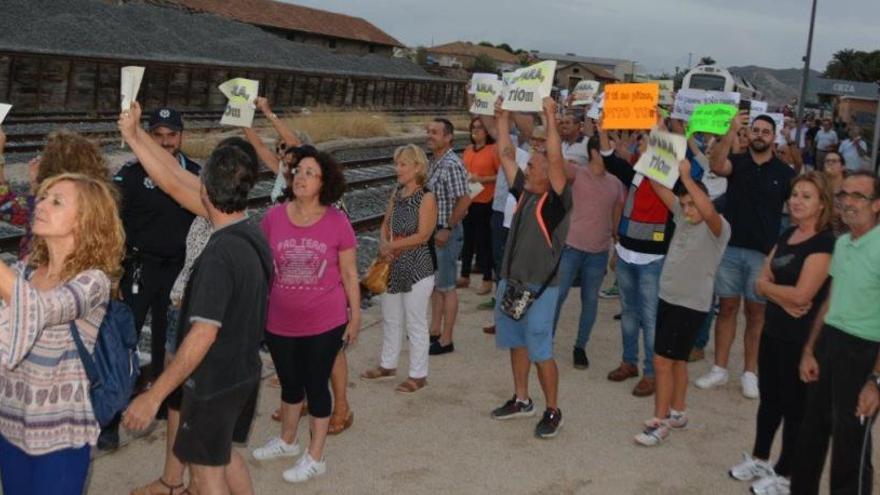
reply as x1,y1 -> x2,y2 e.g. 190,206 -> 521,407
659,202 -> 731,312
261,204 -> 356,337
462,144 -> 500,204
764,227 -> 835,343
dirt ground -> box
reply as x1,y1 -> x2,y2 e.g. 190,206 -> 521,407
88,276 -> 879,494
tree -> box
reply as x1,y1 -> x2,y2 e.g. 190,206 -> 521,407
824,49 -> 880,82
478,41 -> 495,48
471,53 -> 497,73
496,43 -> 514,54
698,56 -> 716,66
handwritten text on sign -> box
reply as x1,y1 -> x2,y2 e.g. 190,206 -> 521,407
633,129 -> 687,189
218,78 -> 259,127
671,89 -> 740,121
502,61 -> 556,112
601,83 -> 659,130
470,79 -> 503,116
571,80 -> 600,106
687,103 -> 738,137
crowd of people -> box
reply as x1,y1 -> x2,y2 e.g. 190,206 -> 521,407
0,85 -> 877,495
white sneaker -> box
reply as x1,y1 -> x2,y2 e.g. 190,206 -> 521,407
252,436 -> 301,460
729,452 -> 775,481
696,365 -> 729,389
667,409 -> 689,429
634,419 -> 670,447
741,371 -> 759,399
283,453 -> 327,483
750,474 -> 790,495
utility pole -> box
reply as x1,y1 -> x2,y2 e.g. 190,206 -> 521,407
872,81 -> 880,173
795,0 -> 818,148
688,52 -> 692,69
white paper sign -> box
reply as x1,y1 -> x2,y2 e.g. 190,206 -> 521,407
469,73 -> 498,95
469,78 -> 503,116
633,129 -> 687,189
502,60 -> 557,112
654,80 -> 674,106
120,66 -> 145,111
586,92 -> 604,120
468,181 -> 485,199
750,100 -> 768,114
219,78 -> 259,128
0,103 -> 11,124
672,89 -> 741,120
572,80 -> 600,106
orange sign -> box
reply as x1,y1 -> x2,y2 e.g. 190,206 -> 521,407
601,83 -> 659,130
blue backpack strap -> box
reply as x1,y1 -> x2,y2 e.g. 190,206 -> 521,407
67,321 -> 101,389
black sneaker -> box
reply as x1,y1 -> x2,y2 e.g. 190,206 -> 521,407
429,334 -> 440,344
573,347 -> 589,369
535,408 -> 563,438
491,395 -> 536,420
429,340 -> 454,355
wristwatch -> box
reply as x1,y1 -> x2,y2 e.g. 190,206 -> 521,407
868,372 -> 880,390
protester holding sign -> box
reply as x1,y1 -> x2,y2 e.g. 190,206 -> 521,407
697,112 -> 796,399
243,96 -> 305,204
633,158 -> 730,446
490,96 -> 571,439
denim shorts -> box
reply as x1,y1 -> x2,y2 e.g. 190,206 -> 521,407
715,246 -> 767,303
494,279 -> 559,362
434,224 -> 464,292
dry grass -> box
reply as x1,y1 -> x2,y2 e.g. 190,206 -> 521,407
180,132 -> 227,160
280,109 -> 390,143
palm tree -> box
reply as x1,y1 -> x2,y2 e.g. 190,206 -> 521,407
825,49 -> 865,80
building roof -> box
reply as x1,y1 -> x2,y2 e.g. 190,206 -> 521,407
170,0 -> 402,47
533,52 -> 630,68
814,78 -> 879,101
427,42 -> 520,65
556,62 -> 618,81
0,0 -> 442,81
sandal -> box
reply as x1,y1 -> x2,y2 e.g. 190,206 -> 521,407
327,410 -> 354,435
395,377 -> 428,394
130,478 -> 185,495
360,367 -> 396,380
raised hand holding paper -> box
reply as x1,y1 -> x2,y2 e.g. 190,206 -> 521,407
470,78 -> 503,116
686,103 -> 738,137
0,103 -> 11,124
633,129 -> 687,189
586,92 -> 604,120
571,80 -> 600,106
501,61 -> 556,112
120,66 -> 145,111
219,78 -> 259,127
601,83 -> 658,130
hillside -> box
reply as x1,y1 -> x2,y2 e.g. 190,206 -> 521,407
729,65 -> 823,106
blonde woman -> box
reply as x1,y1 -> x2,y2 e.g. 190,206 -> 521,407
0,173 -> 124,494
361,144 -> 437,393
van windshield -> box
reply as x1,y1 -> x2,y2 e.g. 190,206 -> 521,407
688,74 -> 727,91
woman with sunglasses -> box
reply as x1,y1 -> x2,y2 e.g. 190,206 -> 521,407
252,148 -> 361,483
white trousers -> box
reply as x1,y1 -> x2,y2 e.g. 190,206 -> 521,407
379,275 -> 434,379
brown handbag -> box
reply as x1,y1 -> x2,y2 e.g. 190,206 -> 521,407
361,191 -> 395,295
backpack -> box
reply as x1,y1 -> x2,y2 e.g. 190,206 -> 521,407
68,300 -> 140,427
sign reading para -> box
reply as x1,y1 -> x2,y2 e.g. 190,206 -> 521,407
671,89 -> 740,120
470,78 -> 503,116
571,80 -> 600,106
686,103 -> 738,137
120,66 -> 145,112
0,103 -> 11,125
219,78 -> 259,127
469,73 -> 497,95
502,61 -> 556,112
601,83 -> 659,130
633,129 -> 687,189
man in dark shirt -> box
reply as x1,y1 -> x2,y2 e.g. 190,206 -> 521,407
114,108 -> 201,382
123,144 -> 271,494
697,112 -> 795,398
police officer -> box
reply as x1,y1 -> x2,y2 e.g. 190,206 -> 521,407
101,108 -> 199,449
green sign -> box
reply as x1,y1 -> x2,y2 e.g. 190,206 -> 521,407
686,103 -> 738,138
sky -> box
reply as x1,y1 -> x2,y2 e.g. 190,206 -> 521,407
285,0 -> 879,75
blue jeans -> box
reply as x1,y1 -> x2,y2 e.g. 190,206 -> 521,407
0,434 -> 91,495
616,256 -> 664,377
553,246 -> 608,349
490,211 -> 507,282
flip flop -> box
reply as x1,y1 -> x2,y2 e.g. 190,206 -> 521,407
130,478 -> 185,495
328,410 -> 354,435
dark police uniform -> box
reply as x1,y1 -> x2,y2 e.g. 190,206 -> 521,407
114,153 -> 200,380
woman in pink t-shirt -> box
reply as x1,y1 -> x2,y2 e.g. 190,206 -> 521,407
252,148 -> 361,483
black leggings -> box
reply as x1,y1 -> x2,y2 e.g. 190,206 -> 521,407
752,332 -> 806,477
461,202 -> 494,281
266,324 -> 345,418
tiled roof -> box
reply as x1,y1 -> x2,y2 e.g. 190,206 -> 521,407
427,42 -> 520,65
172,0 -> 403,47
557,62 -> 619,81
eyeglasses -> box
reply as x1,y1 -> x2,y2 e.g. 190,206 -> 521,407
835,190 -> 876,202
292,167 -> 322,179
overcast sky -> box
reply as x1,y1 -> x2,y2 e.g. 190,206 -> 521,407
286,0 -> 879,75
